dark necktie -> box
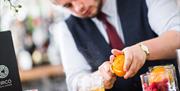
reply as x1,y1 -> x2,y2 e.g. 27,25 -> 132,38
97,12 -> 124,49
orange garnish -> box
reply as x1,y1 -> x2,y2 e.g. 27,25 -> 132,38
149,66 -> 168,83
151,66 -> 165,74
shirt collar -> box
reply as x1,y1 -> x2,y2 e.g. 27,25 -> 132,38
101,0 -> 116,17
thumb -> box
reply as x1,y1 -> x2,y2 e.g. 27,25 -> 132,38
111,49 -> 123,56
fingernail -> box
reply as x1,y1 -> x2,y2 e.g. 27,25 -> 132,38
111,49 -> 114,53
124,74 -> 129,79
123,67 -> 127,72
124,76 -> 128,79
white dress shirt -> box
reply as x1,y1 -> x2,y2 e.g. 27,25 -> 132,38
51,0 -> 180,90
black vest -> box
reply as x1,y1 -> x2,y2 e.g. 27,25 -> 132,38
65,0 -> 179,90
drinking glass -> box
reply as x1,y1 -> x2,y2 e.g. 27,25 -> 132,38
177,49 -> 180,76
140,65 -> 179,91
78,74 -> 105,91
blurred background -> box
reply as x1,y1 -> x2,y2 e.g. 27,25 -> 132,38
0,0 -> 180,91
0,0 -> 70,91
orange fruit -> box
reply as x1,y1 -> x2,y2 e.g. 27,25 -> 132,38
111,54 -> 126,77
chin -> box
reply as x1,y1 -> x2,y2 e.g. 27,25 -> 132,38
74,15 -> 95,19
73,12 -> 97,18
87,12 -> 98,18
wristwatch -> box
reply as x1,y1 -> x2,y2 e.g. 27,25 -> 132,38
139,43 -> 150,56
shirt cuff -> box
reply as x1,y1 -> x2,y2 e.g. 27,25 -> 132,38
168,26 -> 180,32
67,71 -> 90,91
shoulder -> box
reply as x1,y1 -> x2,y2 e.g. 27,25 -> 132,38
145,0 -> 180,35
49,21 -> 71,38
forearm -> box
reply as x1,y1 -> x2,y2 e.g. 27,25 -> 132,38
142,30 -> 180,60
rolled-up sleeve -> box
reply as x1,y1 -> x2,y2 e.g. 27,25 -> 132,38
146,0 -> 180,35
50,21 -> 92,91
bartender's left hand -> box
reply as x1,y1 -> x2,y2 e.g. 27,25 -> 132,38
111,44 -> 147,79
97,61 -> 116,89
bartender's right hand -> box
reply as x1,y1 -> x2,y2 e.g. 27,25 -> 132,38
96,61 -> 116,89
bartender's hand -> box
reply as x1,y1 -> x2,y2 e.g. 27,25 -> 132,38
95,61 -> 116,89
111,44 -> 147,79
